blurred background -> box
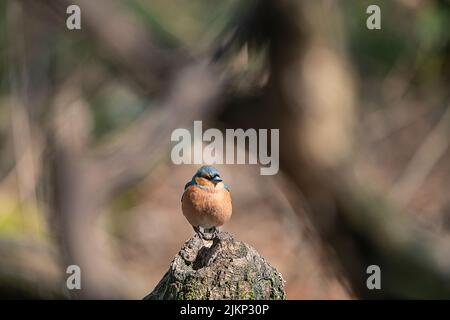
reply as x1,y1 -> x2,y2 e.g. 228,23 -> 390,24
0,0 -> 449,299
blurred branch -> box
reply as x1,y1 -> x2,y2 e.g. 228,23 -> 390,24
36,0 -> 229,196
32,0 -> 231,298
96,62 -> 225,196
38,0 -> 187,94
220,0 -> 450,298
266,0 -> 450,298
48,63 -> 225,297
390,105 -> 450,205
49,82 -> 119,298
363,100 -> 434,143
19,0 -> 450,299
7,0 -> 44,237
0,236 -> 65,299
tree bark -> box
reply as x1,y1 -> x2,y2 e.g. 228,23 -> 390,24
144,232 -> 286,300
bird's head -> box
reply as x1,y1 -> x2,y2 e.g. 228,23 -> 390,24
193,165 -> 223,187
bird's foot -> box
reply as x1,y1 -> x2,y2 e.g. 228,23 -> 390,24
211,227 -> 219,239
193,226 -> 219,240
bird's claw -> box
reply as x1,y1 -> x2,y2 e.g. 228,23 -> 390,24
193,226 -> 218,240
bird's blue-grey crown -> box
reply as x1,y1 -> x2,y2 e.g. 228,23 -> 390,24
194,166 -> 221,180
184,166 -> 230,191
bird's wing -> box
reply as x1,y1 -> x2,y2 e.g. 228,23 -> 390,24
224,183 -> 231,192
184,180 -> 193,191
182,180 -> 194,201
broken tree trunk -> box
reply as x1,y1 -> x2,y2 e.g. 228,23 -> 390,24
144,232 -> 286,300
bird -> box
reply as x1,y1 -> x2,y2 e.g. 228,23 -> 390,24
181,166 -> 232,240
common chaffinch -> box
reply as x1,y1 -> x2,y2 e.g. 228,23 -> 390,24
181,166 -> 232,239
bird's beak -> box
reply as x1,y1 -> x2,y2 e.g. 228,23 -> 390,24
212,176 -> 223,183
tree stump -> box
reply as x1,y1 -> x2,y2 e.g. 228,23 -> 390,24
144,232 -> 286,300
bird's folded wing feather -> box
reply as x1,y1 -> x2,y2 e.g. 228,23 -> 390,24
182,180 -> 194,201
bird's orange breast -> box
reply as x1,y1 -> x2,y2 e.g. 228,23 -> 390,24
182,183 -> 232,229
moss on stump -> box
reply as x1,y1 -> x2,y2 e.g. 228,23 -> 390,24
144,232 -> 286,300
